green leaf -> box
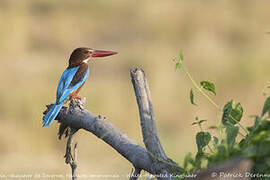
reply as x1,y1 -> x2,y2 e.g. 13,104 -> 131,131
213,136 -> 219,147
173,52 -> 184,70
183,152 -> 195,169
222,100 -> 243,125
226,125 -> 239,148
192,117 -> 206,126
222,100 -> 233,125
198,120 -> 207,124
216,145 -> 228,159
208,125 -> 218,130
175,62 -> 182,70
247,116 -> 260,133
242,145 -> 257,158
243,116 -> 261,145
231,103 -> 243,123
192,117 -> 198,126
196,132 -> 211,153
179,52 -> 184,61
265,158 -> 270,167
250,130 -> 268,143
190,89 -> 196,105
261,96 -> 270,117
200,81 -> 216,95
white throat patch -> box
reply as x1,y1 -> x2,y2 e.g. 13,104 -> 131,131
83,58 -> 90,63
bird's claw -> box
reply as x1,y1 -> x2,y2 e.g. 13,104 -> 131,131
69,97 -> 86,111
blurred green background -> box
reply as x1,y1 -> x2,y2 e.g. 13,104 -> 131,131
1,0 -> 270,179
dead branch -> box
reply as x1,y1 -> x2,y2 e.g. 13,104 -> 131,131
130,68 -> 167,159
64,128 -> 78,180
43,67 -> 182,180
130,67 -> 181,177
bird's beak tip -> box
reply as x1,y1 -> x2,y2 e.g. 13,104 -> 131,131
91,50 -> 118,58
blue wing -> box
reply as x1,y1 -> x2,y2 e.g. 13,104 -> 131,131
43,66 -> 89,127
43,102 -> 65,127
56,66 -> 89,104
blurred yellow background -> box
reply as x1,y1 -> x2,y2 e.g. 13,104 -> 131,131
1,0 -> 270,179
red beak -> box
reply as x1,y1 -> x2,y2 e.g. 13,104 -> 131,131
91,50 -> 118,58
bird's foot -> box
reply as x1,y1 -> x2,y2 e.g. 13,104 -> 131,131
74,95 -> 82,100
70,97 -> 86,111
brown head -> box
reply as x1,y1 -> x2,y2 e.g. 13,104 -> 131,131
68,47 -> 117,68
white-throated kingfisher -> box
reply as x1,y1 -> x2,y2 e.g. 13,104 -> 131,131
43,47 -> 117,127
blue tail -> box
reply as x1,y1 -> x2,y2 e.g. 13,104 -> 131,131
43,102 -> 65,127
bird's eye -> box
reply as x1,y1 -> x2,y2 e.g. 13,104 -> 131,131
83,50 -> 89,54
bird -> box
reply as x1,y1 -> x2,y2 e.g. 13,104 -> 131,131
43,47 -> 117,127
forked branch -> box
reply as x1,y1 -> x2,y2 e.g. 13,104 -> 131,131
43,67 -> 182,180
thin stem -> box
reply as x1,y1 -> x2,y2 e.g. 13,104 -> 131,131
182,66 -> 221,111
182,65 -> 249,135
229,115 -> 248,135
198,124 -> 213,153
199,124 -> 203,132
207,144 -> 214,153
238,131 -> 245,138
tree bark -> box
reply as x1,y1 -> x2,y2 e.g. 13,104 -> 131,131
43,67 -> 252,180
44,67 -> 182,180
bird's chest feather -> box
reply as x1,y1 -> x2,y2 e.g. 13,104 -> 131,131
70,63 -> 89,86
